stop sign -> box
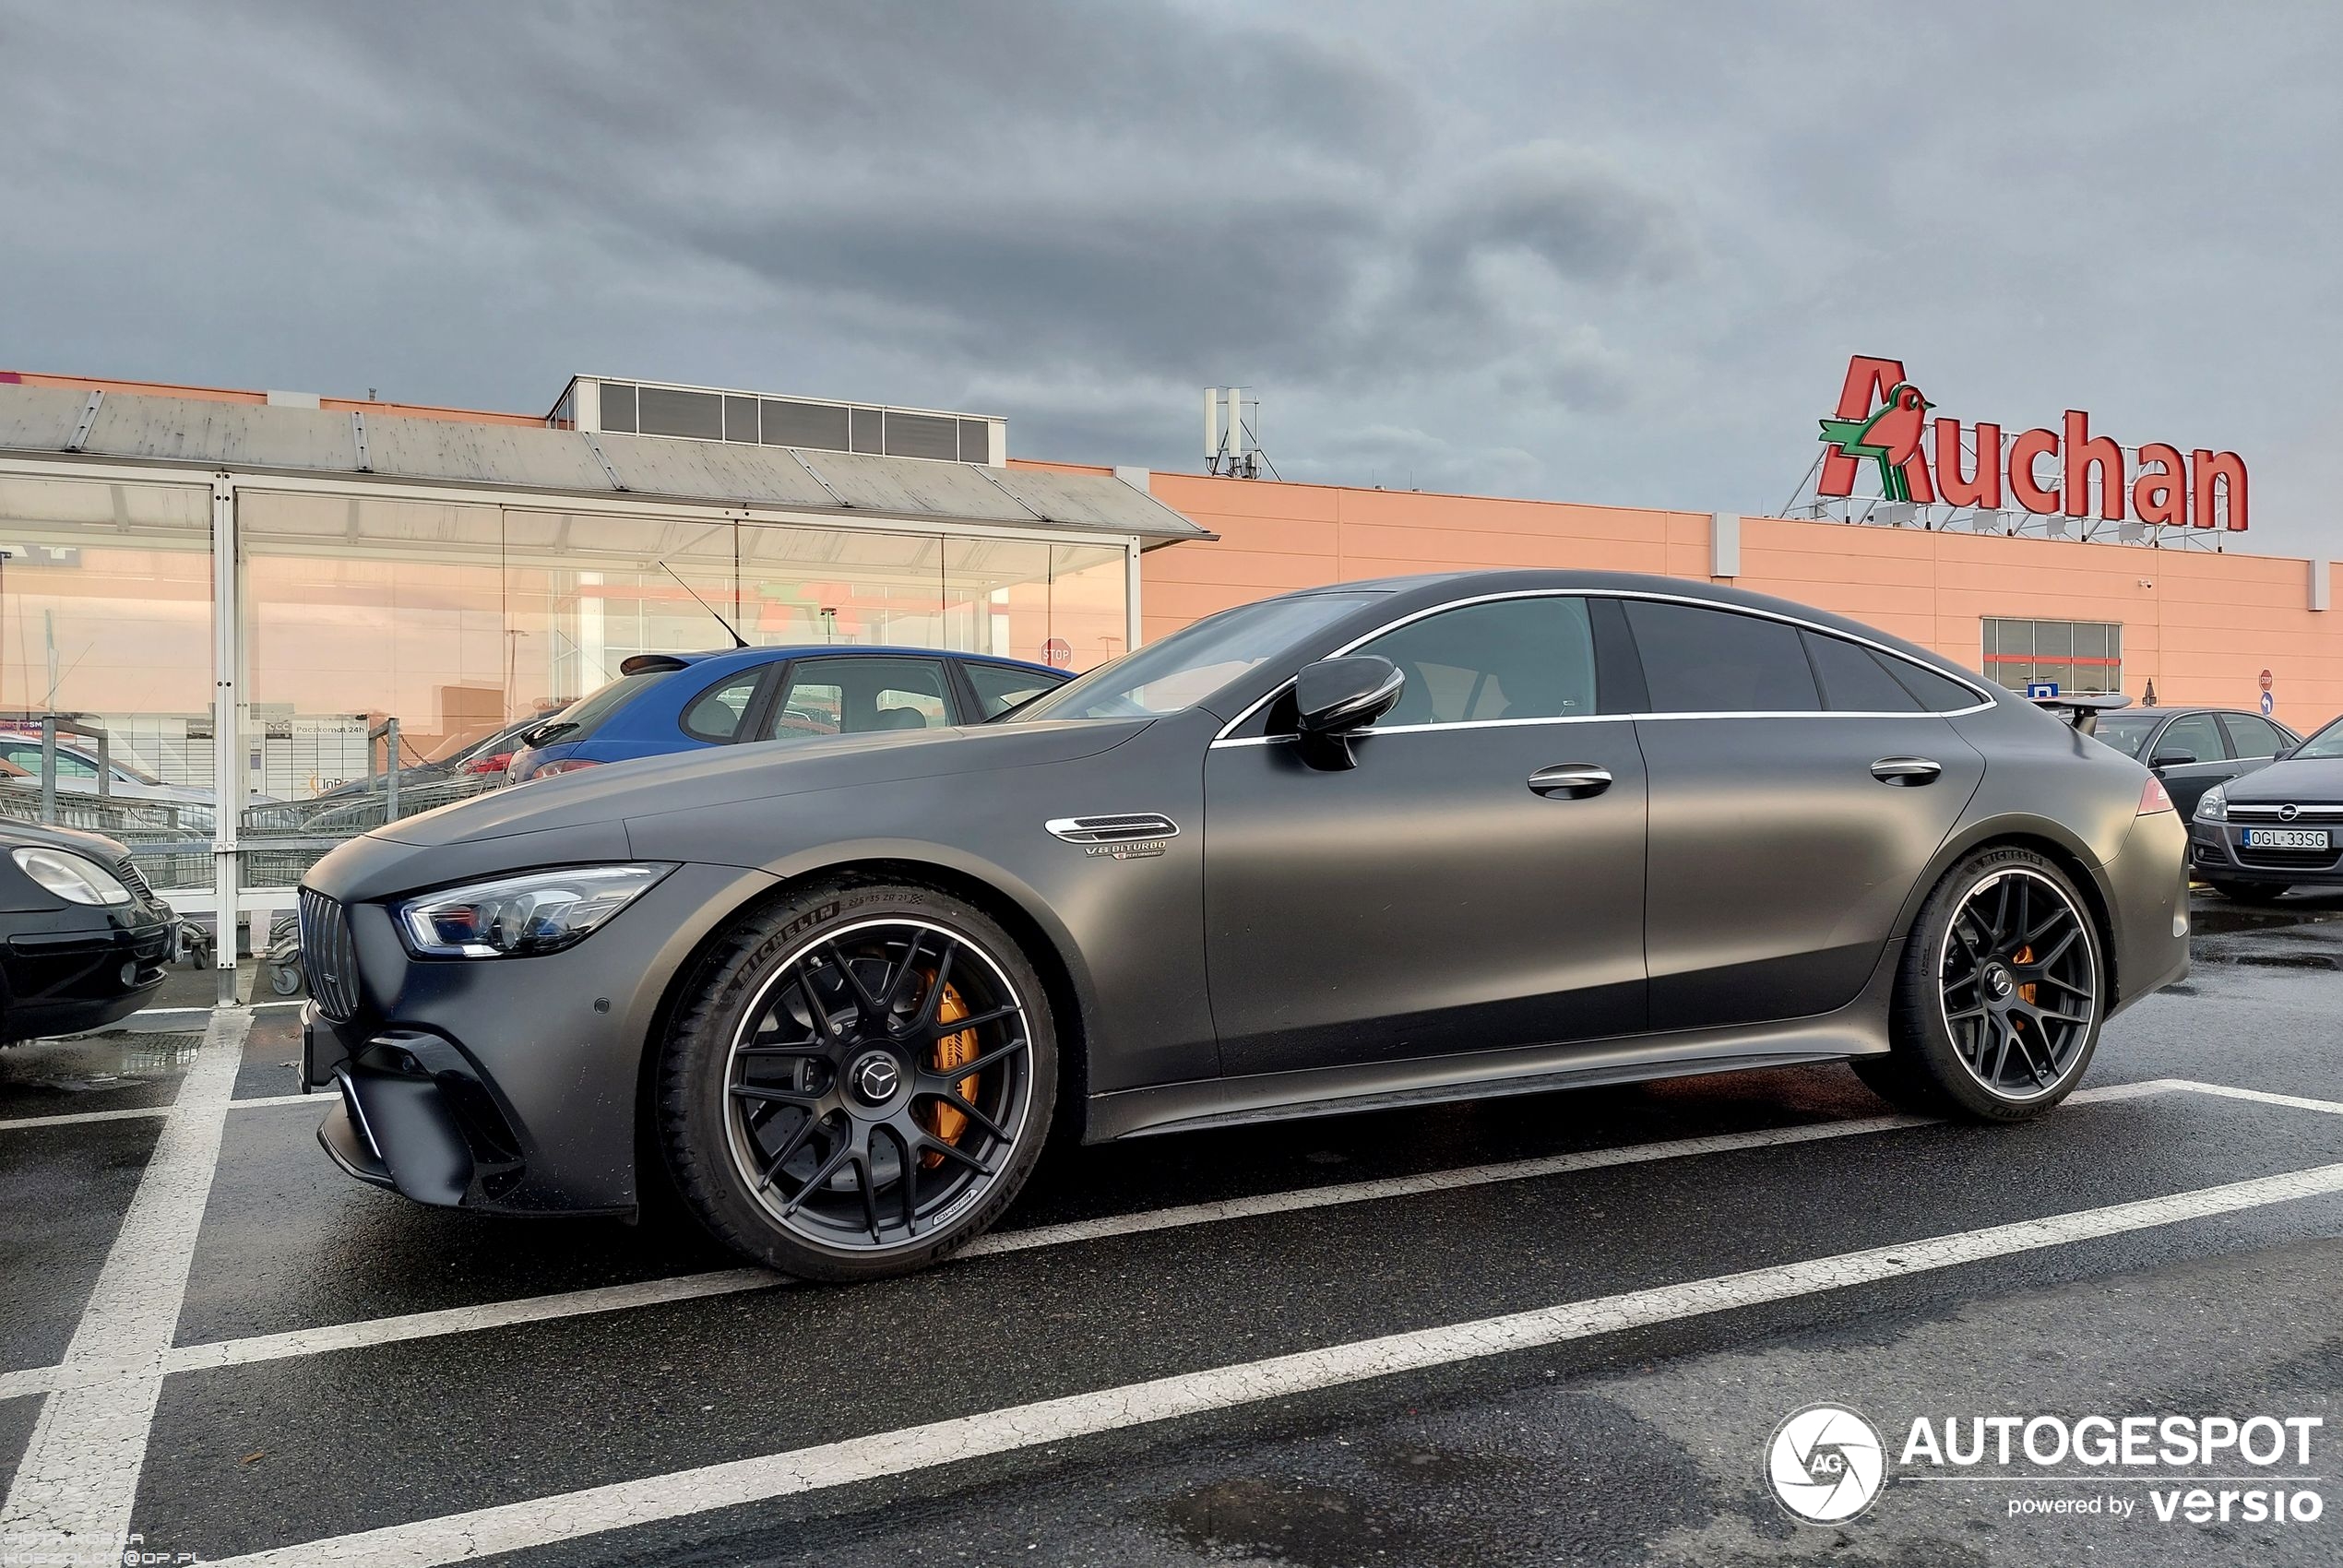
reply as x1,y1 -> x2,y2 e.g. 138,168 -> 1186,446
1042,637 -> 1072,669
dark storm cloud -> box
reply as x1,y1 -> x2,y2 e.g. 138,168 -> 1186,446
0,2 -> 2335,548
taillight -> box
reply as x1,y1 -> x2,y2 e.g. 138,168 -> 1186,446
464,753 -> 512,775
2138,776 -> 2173,814
535,758 -> 603,778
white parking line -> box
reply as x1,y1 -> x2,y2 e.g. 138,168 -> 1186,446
0,1076 -> 2204,1406
0,1105 -> 172,1132
0,1093 -> 309,1134
2165,1081 -> 2343,1118
0,1007 -> 254,1554
204,1157 -> 2343,1568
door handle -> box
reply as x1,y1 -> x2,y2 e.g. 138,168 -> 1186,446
1871,755 -> 1943,785
1528,764 -> 1612,798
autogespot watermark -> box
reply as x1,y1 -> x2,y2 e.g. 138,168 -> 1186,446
1769,1406 -> 2328,1529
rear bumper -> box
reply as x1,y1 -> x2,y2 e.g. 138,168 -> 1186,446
2189,819 -> 2343,885
2106,808 -> 2190,1014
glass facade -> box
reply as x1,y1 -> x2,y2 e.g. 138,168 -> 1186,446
1982,617 -> 2123,695
0,465 -> 1135,929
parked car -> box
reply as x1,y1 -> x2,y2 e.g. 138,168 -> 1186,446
2188,711 -> 2343,900
2087,707 -> 2301,819
502,647 -> 1067,782
0,729 -> 279,829
307,710 -> 567,805
0,821 -> 178,1042
298,571 -> 2189,1280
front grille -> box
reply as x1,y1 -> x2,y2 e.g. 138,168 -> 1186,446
2229,803 -> 2343,822
2230,837 -> 2342,871
298,887 -> 361,1020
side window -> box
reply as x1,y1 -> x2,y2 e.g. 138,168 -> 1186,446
965,663 -> 1060,719
769,657 -> 952,739
679,673 -> 765,742
4,743 -> 97,778
1350,597 -> 1597,728
2152,713 -> 2228,765
1623,600 -> 1819,714
1876,655 -> 1984,714
2219,713 -> 2289,759
1802,633 -> 1922,713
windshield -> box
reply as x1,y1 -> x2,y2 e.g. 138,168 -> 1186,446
2295,717 -> 2343,761
2090,714 -> 2157,759
1006,593 -> 1384,722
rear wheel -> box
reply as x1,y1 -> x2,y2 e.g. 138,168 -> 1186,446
1857,846 -> 2105,1122
656,879 -> 1055,1280
2207,879 -> 2289,902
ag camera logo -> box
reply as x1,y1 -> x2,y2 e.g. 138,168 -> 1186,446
1768,1403 -> 1887,1524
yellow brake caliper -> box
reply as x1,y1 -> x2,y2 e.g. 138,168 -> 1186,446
921,978 -> 980,1168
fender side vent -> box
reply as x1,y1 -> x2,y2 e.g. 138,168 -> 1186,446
1047,814 -> 1178,844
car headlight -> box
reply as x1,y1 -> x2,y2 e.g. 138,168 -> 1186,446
395,864 -> 671,958
2194,783 -> 2228,822
11,847 -> 134,906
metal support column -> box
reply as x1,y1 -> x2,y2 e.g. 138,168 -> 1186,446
1124,537 -> 1144,653
210,475 -> 243,1005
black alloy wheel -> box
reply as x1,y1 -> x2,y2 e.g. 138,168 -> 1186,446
1935,865 -> 2098,1100
1861,846 -> 2105,1122
658,881 -> 1055,1280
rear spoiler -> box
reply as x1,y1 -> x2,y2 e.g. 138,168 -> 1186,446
2028,691 -> 2131,738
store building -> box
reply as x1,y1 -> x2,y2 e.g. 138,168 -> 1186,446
0,363 -> 2337,962
0,371 -> 1197,956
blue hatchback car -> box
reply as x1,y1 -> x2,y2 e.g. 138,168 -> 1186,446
503,647 -> 1067,784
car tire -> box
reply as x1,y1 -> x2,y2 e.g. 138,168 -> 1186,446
1857,845 -> 2106,1123
2207,879 -> 2289,902
655,877 -> 1056,1282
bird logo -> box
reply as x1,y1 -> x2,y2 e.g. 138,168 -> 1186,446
1819,381 -> 1933,501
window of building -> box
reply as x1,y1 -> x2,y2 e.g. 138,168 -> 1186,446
1983,618 -> 2123,695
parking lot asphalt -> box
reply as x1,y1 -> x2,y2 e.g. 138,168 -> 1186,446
2,890 -> 2338,1566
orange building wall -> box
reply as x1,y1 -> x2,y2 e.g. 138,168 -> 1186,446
1136,472 -> 2343,731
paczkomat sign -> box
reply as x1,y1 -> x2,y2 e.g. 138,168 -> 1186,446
1818,356 -> 2247,531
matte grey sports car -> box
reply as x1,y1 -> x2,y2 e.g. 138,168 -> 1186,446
300,571 -> 2191,1279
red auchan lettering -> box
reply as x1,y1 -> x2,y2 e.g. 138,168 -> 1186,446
1818,356 -> 2246,531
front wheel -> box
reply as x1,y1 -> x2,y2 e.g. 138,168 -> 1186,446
1857,846 -> 2106,1122
655,879 -> 1056,1281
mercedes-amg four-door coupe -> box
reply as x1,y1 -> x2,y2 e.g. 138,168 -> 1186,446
299,572 -> 2190,1279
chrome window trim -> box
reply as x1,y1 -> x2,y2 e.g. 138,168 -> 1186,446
1208,587 -> 1997,745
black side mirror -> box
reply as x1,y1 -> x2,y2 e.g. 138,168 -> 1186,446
2274,745 -> 2298,762
1291,655 -> 1403,771
2149,753 -> 2194,771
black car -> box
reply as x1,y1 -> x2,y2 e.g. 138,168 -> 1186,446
0,822 -> 178,1042
2087,706 -> 2301,819
2188,712 -> 2343,899
299,571 -> 2190,1280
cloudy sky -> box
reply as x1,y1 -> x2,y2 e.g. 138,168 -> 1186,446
3,1 -> 2337,554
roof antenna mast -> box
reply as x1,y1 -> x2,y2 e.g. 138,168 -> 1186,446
661,561 -> 750,648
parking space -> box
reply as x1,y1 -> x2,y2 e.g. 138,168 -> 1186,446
3,891 -> 2340,1566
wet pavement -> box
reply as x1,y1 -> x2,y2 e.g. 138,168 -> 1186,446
1,889 -> 2338,1566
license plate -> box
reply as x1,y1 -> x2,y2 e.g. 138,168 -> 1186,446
2243,827 -> 2330,849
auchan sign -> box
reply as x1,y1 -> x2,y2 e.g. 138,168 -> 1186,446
1818,356 -> 2246,531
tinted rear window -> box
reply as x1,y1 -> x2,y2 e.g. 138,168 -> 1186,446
1802,632 -> 1923,713
538,670 -> 665,742
1623,600 -> 1820,714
